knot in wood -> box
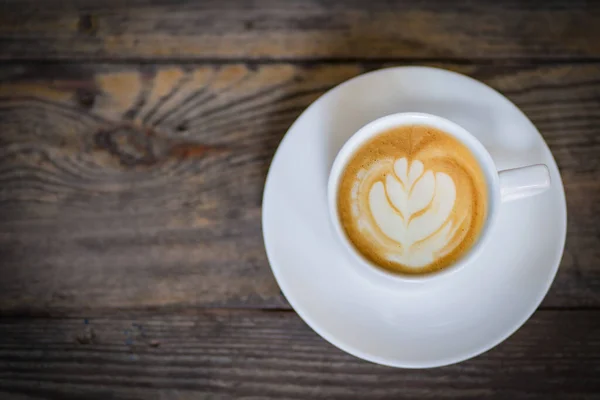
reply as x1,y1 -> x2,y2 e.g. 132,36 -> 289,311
78,14 -> 98,36
94,126 -> 162,167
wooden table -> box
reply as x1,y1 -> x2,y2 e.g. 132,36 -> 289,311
0,0 -> 598,398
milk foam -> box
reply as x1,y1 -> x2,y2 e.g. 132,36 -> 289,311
359,158 -> 458,267
337,125 -> 487,274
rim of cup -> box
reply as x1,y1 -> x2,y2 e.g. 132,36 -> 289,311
327,112 -> 501,284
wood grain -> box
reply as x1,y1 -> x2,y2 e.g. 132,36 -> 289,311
0,310 -> 598,399
0,1 -> 596,396
0,0 -> 598,61
0,62 -> 599,313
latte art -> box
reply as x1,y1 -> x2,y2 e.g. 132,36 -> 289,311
338,125 -> 488,275
364,158 -> 459,267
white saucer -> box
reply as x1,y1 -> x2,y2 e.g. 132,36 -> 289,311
262,67 -> 567,368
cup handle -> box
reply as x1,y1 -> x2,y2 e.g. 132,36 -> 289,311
499,164 -> 551,202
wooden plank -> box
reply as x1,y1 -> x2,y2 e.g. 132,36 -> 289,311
0,310 -> 598,399
0,62 -> 599,312
0,0 -> 599,61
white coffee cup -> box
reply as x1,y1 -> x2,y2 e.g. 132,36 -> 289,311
328,112 -> 551,282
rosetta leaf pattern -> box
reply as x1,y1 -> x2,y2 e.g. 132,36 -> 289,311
368,158 -> 456,260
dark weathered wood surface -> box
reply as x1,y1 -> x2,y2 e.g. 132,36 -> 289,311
0,63 -> 598,312
0,0 -> 598,398
0,310 -> 598,399
0,0 -> 599,61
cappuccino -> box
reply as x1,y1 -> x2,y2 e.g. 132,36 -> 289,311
337,125 -> 487,275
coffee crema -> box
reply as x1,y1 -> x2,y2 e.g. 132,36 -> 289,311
337,125 -> 488,275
